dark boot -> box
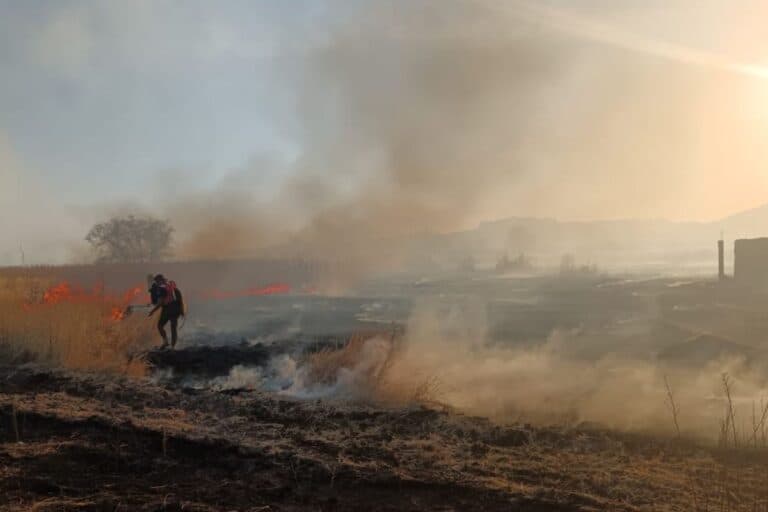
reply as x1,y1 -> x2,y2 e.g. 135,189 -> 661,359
169,316 -> 179,349
158,317 -> 170,349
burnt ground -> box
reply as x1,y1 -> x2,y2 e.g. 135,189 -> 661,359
2,365 -> 768,512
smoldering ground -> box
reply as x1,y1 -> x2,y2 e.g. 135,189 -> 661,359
386,309 -> 767,441
11,0 -> 768,442
192,291 -> 768,442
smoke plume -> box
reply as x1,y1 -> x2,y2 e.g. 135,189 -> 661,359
5,1 -> 768,265
167,0 -> 569,268
161,0 -> 768,274
203,297 -> 768,440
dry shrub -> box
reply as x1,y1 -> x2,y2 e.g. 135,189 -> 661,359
304,331 -> 444,405
0,276 -> 154,376
305,333 -> 385,385
376,370 -> 445,407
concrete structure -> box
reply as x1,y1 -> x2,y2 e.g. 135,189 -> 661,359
734,238 -> 768,287
718,240 -> 725,280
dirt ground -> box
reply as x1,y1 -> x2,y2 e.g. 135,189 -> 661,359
3,365 -> 768,511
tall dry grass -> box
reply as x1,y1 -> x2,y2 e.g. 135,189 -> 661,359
0,275 -> 154,376
304,331 -> 444,405
305,333 -> 392,385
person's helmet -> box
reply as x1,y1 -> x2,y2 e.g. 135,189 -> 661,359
153,274 -> 166,283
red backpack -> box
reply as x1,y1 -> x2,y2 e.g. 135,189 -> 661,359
161,281 -> 178,306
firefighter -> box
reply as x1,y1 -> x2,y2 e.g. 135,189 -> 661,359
148,274 -> 184,349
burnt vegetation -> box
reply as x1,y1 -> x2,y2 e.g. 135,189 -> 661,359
6,365 -> 768,512
5,253 -> 768,510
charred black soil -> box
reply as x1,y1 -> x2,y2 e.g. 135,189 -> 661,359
2,364 -> 767,511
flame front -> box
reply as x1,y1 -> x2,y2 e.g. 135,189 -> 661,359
110,307 -> 127,322
31,281 -> 147,322
199,283 -> 291,300
30,281 -> 298,320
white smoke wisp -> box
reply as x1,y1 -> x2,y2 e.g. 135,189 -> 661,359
209,336 -> 397,400
210,355 -> 297,392
210,365 -> 264,391
283,336 -> 395,400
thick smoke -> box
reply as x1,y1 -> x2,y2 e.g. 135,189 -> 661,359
5,2 -> 768,266
162,0 -> 768,272
168,0 -> 570,268
208,298 -> 768,440
392,298 -> 768,440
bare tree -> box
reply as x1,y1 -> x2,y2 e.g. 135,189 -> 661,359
86,215 -> 173,263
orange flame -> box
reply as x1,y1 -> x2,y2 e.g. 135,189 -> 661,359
110,307 -> 127,322
30,280 -> 300,319
198,283 -> 291,300
30,281 -> 147,322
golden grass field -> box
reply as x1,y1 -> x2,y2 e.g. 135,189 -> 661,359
4,266 -> 768,510
0,274 -> 153,376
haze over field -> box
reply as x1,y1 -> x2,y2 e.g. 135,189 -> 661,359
3,0 -> 768,265
8,5 -> 768,509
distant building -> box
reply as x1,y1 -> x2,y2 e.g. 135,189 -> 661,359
495,252 -> 532,273
734,238 -> 768,287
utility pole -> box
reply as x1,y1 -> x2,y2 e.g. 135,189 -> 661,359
718,230 -> 725,281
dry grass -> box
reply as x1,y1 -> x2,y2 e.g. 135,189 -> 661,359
0,275 -> 154,376
305,332 -> 391,385
304,330 -> 444,405
655,372 -> 768,510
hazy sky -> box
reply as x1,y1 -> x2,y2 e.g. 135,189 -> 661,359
2,0 -> 768,263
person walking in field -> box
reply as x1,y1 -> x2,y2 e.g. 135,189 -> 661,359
148,274 -> 184,350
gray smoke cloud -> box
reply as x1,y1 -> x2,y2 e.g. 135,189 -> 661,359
166,0 -> 768,270
168,0 -> 570,267
9,1 -> 767,266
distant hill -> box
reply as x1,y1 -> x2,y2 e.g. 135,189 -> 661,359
405,202 -> 768,272
716,202 -> 768,239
